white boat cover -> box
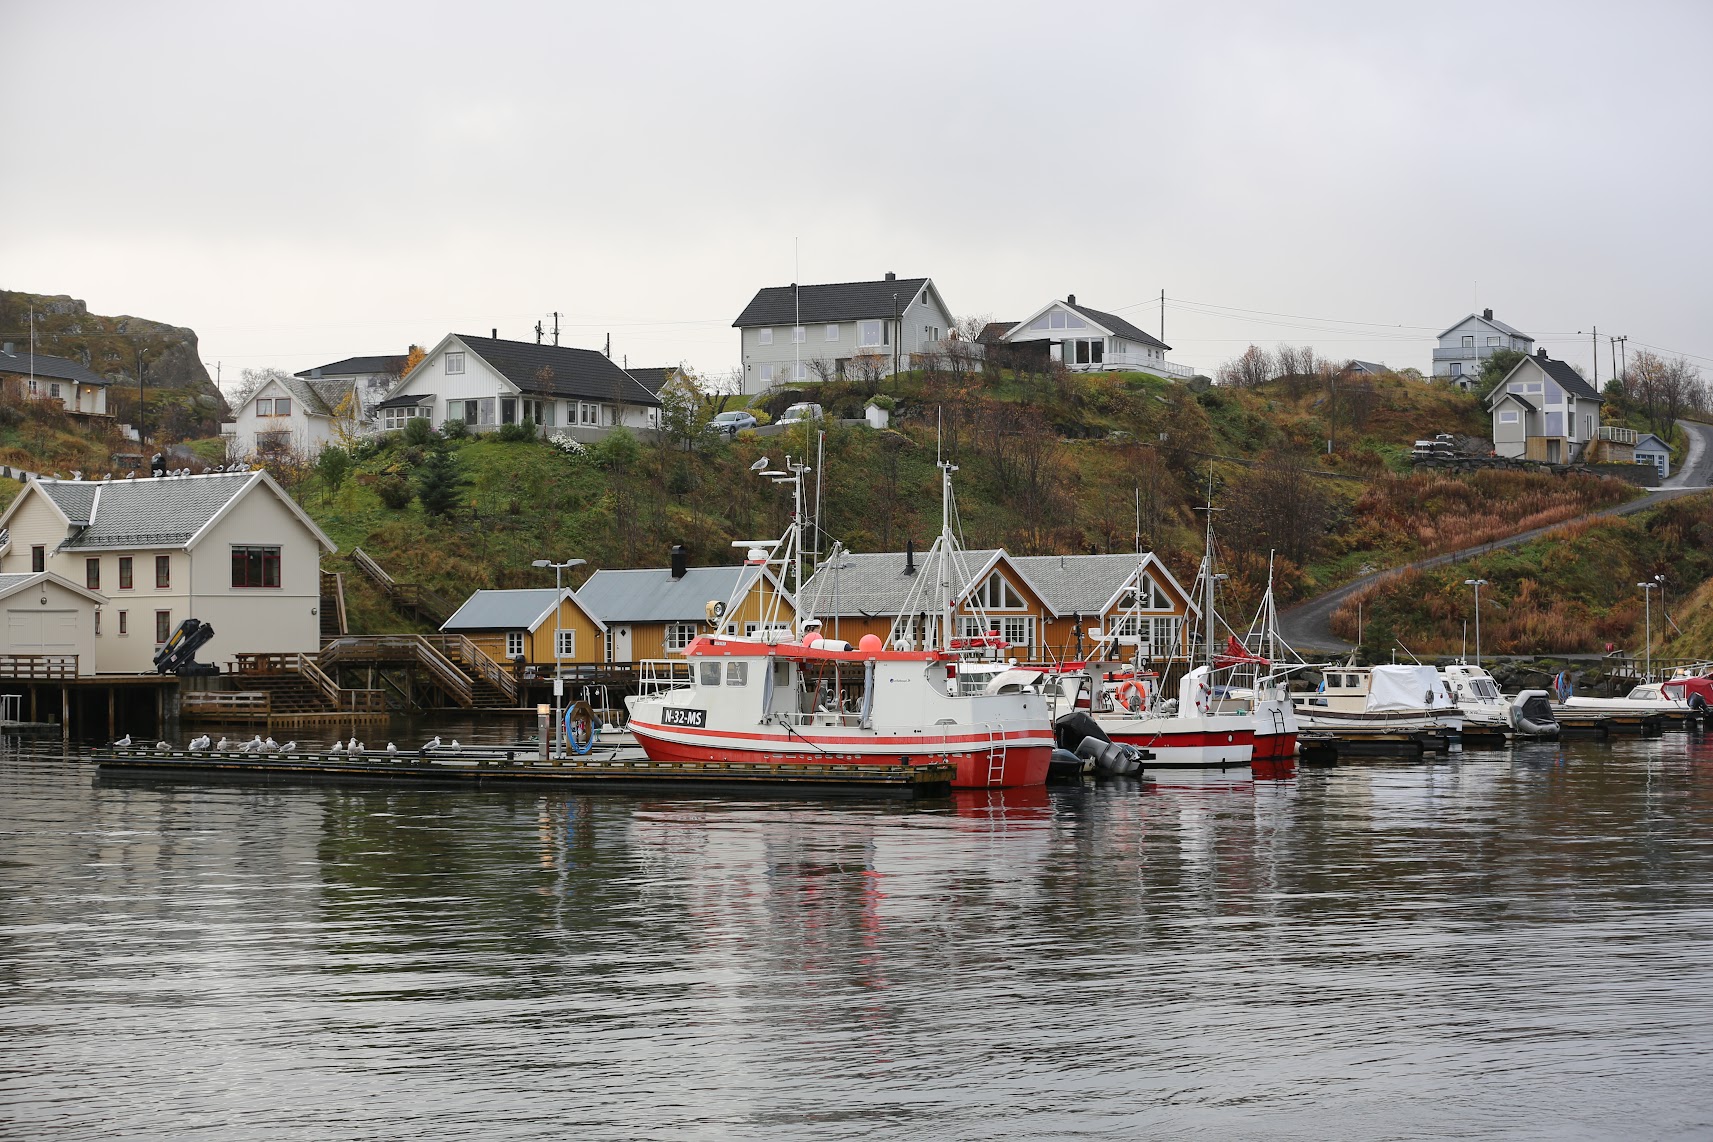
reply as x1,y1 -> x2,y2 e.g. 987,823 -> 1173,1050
1368,665 -> 1455,712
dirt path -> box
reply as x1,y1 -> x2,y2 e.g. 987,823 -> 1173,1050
1278,428 -> 1713,654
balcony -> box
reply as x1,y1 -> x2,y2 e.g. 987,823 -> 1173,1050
1434,345 -> 1522,362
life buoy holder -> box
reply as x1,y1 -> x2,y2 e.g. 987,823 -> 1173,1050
1115,680 -> 1146,713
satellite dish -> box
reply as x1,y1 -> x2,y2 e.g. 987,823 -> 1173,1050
750,457 -> 769,471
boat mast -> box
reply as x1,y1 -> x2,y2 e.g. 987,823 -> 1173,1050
1201,466 -> 1218,670
939,459 -> 957,652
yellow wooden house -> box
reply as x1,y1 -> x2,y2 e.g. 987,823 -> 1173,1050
440,588 -> 608,666
796,548 -> 1196,663
574,560 -> 796,663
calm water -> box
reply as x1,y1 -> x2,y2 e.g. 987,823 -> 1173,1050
4,723 -> 1713,1140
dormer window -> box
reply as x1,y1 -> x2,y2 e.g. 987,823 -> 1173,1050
255,398 -> 271,416
971,571 -> 1025,611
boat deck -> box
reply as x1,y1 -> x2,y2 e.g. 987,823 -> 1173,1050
94,745 -> 955,797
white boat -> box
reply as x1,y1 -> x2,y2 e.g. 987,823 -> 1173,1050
1561,681 -> 1690,716
1293,664 -> 1464,736
1440,663 -> 1559,737
625,458 -> 1054,788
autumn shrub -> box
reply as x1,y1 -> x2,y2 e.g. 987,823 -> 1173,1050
376,474 -> 413,509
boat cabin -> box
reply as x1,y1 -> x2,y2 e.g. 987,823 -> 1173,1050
1298,665 -> 1457,714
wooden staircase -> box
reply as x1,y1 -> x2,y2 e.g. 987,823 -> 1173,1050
320,571 -> 349,643
228,652 -> 389,714
351,547 -> 455,628
318,635 -> 476,708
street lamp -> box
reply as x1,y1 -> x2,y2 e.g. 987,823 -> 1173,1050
533,557 -> 587,756
1637,581 -> 1659,682
1463,579 -> 1488,667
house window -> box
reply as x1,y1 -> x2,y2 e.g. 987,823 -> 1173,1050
760,364 -> 775,383
506,631 -> 525,658
462,399 -> 479,423
957,614 -> 1035,649
155,610 -> 172,644
604,630 -> 614,662
924,325 -> 941,342
1462,335 -> 1475,348
500,397 -> 516,425
95,610 -> 101,636
1585,415 -> 1594,439
859,320 -> 887,347
1498,411 -> 1519,424
255,398 -> 272,416
156,555 -> 171,588
1450,362 -> 1462,376
31,545 -> 45,572
274,398 -> 291,417
86,558 -> 99,589
446,352 -> 466,375
49,383 -> 62,399
555,629 -> 575,659
664,622 -> 697,652
119,557 -> 133,589
118,610 -> 127,636
231,545 -> 281,588
1072,339 -> 1104,365
792,361 -> 807,382
971,571 -> 1025,610
478,397 -> 495,425
579,401 -> 602,426
1488,336 -> 1501,346
792,327 -> 805,343
759,328 -> 774,346
824,324 -> 839,342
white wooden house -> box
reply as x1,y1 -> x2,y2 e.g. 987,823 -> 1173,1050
0,344 -> 111,416
993,296 -> 1193,379
0,471 -> 335,674
1634,433 -> 1671,481
222,373 -> 358,459
375,334 -> 661,436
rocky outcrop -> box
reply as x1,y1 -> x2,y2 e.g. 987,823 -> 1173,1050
0,290 -> 222,401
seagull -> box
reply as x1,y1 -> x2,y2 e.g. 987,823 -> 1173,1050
216,737 -> 231,751
240,735 -> 264,753
114,734 -> 132,747
424,736 -> 441,750
154,740 -> 171,751
386,742 -> 398,754
448,739 -> 461,749
280,741 -> 297,753
124,471 -> 135,480
329,740 -> 344,754
188,735 -> 211,751
263,736 -> 279,751
350,740 -> 363,753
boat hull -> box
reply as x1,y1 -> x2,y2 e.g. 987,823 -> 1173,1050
628,720 -> 1053,789
1095,715 -> 1255,769
1291,706 -> 1464,736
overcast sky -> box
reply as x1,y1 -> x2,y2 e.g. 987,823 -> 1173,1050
4,1 -> 1710,390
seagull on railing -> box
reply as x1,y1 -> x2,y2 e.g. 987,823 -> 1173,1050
154,740 -> 171,751
329,740 -> 344,753
216,737 -> 231,751
114,734 -> 132,747
423,735 -> 441,750
448,739 -> 461,750
239,735 -> 263,753
386,742 -> 398,754
188,735 -> 211,751
280,741 -> 297,753
263,736 -> 279,751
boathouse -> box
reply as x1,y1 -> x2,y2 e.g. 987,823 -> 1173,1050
440,588 -> 608,667
795,548 -> 1197,663
576,550 -> 795,662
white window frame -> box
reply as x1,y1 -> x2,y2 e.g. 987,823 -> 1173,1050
859,320 -> 884,348
824,324 -> 839,342
506,631 -> 525,658
792,326 -> 806,344
760,364 -> 775,383
664,622 -> 697,653
758,328 -> 774,346
743,621 -> 793,638
446,351 -> 466,375
792,361 -> 807,382
1498,410 -> 1519,424
555,629 -> 575,659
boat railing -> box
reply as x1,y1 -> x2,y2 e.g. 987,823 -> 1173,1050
637,659 -> 693,696
774,711 -> 866,729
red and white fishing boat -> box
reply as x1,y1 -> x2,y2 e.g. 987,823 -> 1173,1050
625,459 -> 1053,788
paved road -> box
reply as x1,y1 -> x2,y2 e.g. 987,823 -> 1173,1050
1278,420 -> 1713,654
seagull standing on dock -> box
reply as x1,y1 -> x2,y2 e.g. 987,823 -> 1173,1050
155,740 -> 171,751
240,735 -> 263,753
188,736 -> 211,751
448,739 -> 461,749
329,740 -> 344,754
280,741 -> 297,753
424,736 -> 441,750
216,737 -> 231,751
386,742 -> 398,754
114,734 -> 132,747
263,736 -> 279,751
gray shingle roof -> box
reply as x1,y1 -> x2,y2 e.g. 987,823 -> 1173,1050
1063,301 -> 1171,352
626,367 -> 676,395
455,336 -> 662,406
1345,360 -> 1388,374
37,481 -> 100,524
1635,433 -> 1670,451
733,278 -> 929,327
251,374 -> 351,418
296,354 -> 406,378
1531,353 -> 1603,402
1493,391 -> 1537,412
800,549 -> 1004,618
577,566 -> 786,623
442,588 -> 581,632
1437,312 -> 1533,341
0,349 -> 112,386
51,472 -> 257,550
0,572 -> 41,597
1008,553 -> 1171,616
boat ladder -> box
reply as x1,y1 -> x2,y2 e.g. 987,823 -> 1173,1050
985,723 -> 1007,786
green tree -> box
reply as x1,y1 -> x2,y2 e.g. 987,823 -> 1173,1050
656,371 -> 712,451
1476,347 -> 1526,401
315,445 -> 351,493
415,448 -> 469,517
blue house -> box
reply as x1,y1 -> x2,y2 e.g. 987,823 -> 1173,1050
1634,433 -> 1671,481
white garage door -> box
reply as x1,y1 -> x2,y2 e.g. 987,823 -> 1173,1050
5,609 -> 79,656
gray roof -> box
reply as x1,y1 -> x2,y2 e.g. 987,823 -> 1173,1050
376,391 -> 432,409
733,277 -> 929,327
1064,300 -> 1171,352
1345,359 -> 1388,374
1635,434 -> 1670,451
1489,353 -> 1603,405
1437,312 -> 1533,341
0,349 -> 112,386
577,565 -> 785,623
1009,553 -> 1175,616
252,374 -> 351,417
800,549 -> 1003,618
0,572 -> 40,597
1492,390 -> 1536,412
442,588 -> 583,632
626,367 -> 676,395
296,354 -> 406,379
455,336 -> 661,406
37,472 -> 254,550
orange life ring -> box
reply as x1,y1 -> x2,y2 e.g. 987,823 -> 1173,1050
1115,680 -> 1145,713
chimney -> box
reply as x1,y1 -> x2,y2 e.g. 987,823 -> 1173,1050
904,539 -> 916,575
1066,293 -> 1077,305
1537,347 -> 1548,359
1483,308 -> 1493,321
491,328 -> 498,339
884,271 -> 896,281
670,544 -> 687,580
0,342 -> 11,355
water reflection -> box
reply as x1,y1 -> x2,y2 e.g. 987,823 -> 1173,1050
3,730 -> 1713,1138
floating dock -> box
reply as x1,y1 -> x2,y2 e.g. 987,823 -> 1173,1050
94,745 -> 955,798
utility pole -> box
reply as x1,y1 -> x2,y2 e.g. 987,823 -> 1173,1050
136,344 -> 147,448
1592,326 -> 1598,387
553,312 -> 560,346
892,293 -> 900,380
1464,578 -> 1487,667
1615,335 -> 1628,384
535,320 -> 543,345
604,332 -> 610,359
1160,289 -> 1165,343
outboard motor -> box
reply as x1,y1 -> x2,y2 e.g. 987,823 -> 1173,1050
1510,689 -> 1559,737
1054,710 -> 1109,753
1075,735 -> 1141,777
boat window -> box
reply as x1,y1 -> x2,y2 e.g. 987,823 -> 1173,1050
1326,676 -> 1341,688
1473,680 -> 1498,698
1344,675 -> 1360,688
726,661 -> 748,686
699,661 -> 722,686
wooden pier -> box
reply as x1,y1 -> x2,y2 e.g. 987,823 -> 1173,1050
94,745 -> 955,798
